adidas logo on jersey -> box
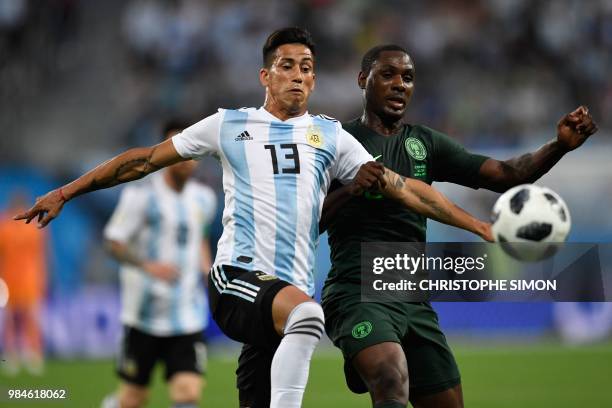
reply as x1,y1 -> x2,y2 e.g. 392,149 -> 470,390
235,131 -> 252,141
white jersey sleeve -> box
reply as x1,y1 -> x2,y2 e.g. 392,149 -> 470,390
330,127 -> 374,184
104,185 -> 148,243
172,111 -> 222,159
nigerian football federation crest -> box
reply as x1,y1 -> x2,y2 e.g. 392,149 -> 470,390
351,321 -> 373,339
405,137 -> 427,160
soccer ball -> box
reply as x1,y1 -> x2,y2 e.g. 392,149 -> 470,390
491,184 -> 571,261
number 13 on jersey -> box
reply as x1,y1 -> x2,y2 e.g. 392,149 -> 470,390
264,144 -> 301,174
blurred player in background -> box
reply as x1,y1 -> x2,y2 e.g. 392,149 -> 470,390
0,191 -> 48,376
101,120 -> 217,408
15,28 -> 494,408
320,45 -> 598,408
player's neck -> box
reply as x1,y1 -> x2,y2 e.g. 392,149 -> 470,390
163,171 -> 187,193
263,99 -> 306,121
361,111 -> 403,136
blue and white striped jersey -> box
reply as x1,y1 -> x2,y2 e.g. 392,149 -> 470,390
172,107 -> 373,296
104,173 -> 217,336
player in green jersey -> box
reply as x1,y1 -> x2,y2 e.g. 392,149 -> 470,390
320,44 -> 597,408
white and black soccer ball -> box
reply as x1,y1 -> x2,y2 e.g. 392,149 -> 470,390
491,184 -> 571,261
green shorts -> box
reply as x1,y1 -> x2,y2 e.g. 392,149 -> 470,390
323,297 -> 460,397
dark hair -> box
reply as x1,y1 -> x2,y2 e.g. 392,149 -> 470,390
262,27 -> 316,67
161,118 -> 190,141
361,44 -> 410,75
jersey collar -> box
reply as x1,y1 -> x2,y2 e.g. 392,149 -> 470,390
258,107 -> 310,124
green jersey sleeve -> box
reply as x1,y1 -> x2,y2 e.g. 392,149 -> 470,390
424,126 -> 489,188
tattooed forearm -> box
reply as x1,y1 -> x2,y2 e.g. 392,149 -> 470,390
501,152 -> 534,174
514,153 -> 534,170
114,158 -> 160,181
498,161 -> 515,178
387,171 -> 450,219
394,174 -> 405,189
385,171 -> 406,191
115,158 -> 148,181
86,179 -> 104,193
114,148 -> 161,182
63,145 -> 172,200
416,194 -> 450,220
507,153 -> 536,182
81,154 -> 159,194
486,140 -> 566,191
380,168 -> 489,239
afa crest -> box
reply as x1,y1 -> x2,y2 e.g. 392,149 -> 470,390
306,125 -> 324,148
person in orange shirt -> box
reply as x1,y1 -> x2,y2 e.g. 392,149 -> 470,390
0,191 -> 47,375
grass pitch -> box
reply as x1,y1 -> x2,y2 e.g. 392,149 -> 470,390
1,342 -> 611,407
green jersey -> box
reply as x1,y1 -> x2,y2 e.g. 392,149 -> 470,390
322,118 -> 488,302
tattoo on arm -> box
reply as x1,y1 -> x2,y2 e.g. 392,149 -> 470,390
114,149 -> 161,182
515,153 -> 534,170
385,171 -> 406,191
383,169 -> 486,237
88,179 -> 103,191
394,174 -> 405,189
385,170 -> 451,221
499,154 -> 534,180
510,153 -> 535,182
84,148 -> 162,192
488,140 -> 566,190
416,194 -> 449,220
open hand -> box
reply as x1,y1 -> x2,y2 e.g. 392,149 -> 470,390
13,189 -> 66,228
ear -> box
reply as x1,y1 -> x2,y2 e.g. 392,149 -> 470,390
259,68 -> 269,87
357,71 -> 367,89
310,72 -> 316,91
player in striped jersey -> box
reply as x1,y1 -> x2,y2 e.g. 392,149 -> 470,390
16,28 -> 492,408
101,120 -> 216,408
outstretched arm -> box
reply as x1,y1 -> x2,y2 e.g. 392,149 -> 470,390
14,139 -> 184,227
380,169 -> 493,242
320,161 -> 492,241
478,106 -> 597,192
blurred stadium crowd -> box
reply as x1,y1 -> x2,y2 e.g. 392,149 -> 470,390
1,0 -> 611,359
1,0 -> 612,168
